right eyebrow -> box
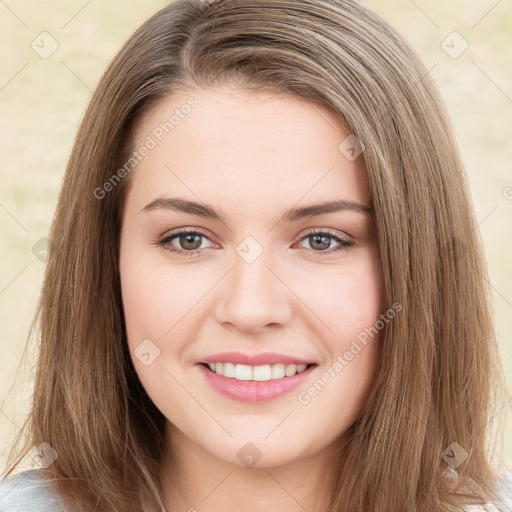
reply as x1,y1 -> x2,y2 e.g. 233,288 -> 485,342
141,197 -> 222,220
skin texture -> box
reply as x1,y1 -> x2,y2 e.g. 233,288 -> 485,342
119,85 -> 386,511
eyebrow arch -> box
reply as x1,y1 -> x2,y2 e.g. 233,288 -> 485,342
281,199 -> 372,222
140,197 -> 373,223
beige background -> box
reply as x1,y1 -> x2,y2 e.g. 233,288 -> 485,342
1,0 -> 511,471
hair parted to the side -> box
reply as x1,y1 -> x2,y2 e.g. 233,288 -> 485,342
3,0 -> 509,511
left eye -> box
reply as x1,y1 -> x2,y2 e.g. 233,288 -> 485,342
296,230 -> 353,253
155,228 -> 353,257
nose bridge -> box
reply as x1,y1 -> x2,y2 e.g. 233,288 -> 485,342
232,244 -> 273,296
215,236 -> 292,332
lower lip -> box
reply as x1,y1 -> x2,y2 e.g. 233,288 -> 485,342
197,363 -> 317,403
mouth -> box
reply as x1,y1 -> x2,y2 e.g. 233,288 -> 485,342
197,362 -> 319,403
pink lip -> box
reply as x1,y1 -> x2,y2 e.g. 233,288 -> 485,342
197,363 -> 318,403
198,351 -> 315,366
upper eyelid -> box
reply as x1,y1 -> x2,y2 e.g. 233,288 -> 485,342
158,227 -> 217,244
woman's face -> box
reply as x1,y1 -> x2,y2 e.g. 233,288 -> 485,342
119,84 -> 385,469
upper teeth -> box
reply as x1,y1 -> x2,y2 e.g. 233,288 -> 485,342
207,363 -> 308,381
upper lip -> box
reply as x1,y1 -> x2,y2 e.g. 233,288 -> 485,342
198,351 -> 316,366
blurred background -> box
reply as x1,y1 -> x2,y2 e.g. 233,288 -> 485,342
1,0 -> 511,472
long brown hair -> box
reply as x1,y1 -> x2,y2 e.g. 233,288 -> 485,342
3,0 -> 509,510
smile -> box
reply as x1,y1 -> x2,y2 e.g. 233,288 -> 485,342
197,362 -> 318,403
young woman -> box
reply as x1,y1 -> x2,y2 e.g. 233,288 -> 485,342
1,0 -> 511,511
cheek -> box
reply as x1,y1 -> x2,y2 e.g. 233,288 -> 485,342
333,257 -> 385,375
296,251 -> 385,345
336,268 -> 384,341
119,237 -> 175,349
119,234 -> 195,340
297,253 -> 384,410
119,243 -> 194,406
120,258 -> 156,342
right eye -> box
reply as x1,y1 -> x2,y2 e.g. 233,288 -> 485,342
154,228 -> 218,258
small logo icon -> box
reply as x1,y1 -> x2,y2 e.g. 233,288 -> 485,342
236,236 -> 263,264
30,442 -> 58,468
32,237 -> 49,262
134,338 -> 161,366
237,442 -> 263,468
31,31 -> 59,59
441,441 -> 468,469
338,134 -> 365,161
441,31 -> 469,59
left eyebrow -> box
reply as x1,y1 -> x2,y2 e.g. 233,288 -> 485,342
281,199 -> 373,222
140,196 -> 373,223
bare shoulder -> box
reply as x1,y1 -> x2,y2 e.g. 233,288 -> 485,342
0,469 -> 68,512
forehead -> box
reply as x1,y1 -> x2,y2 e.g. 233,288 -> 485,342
125,85 -> 370,215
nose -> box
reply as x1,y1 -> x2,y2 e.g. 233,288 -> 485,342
214,244 -> 293,334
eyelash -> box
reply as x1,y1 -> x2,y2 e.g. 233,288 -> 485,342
153,227 -> 353,258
